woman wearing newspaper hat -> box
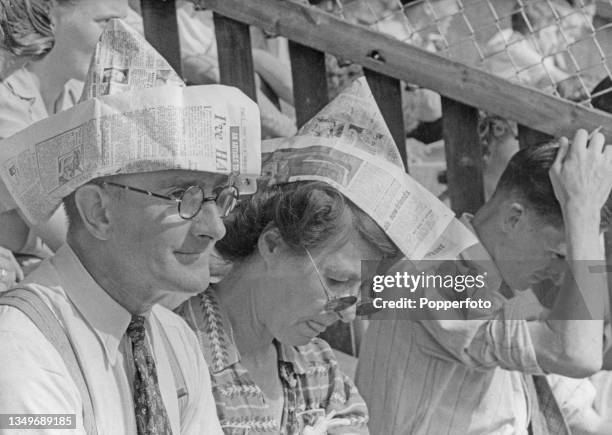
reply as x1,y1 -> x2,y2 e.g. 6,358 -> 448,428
176,174 -> 399,435
175,78 -> 474,434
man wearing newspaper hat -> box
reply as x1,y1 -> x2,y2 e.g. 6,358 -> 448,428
0,20 -> 260,434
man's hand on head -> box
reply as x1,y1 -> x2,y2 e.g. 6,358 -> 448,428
530,128 -> 612,377
549,128 -> 612,224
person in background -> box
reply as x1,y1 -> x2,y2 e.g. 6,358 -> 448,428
0,0 -> 128,279
357,128 -> 612,434
478,114 -> 519,200
0,0 -> 54,288
0,0 -> 53,80
124,0 -> 296,138
0,0 -> 128,139
175,0 -> 296,138
328,0 -> 458,143
485,0 -> 595,99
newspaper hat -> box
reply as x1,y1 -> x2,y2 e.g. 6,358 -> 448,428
0,19 -> 261,224
261,77 -> 477,261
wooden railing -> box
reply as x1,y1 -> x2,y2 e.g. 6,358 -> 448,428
139,0 -> 612,355
141,0 -> 612,213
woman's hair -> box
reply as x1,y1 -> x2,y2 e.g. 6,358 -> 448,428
0,0 -> 53,58
216,181 -> 400,260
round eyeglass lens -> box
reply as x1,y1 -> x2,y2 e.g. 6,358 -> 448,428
178,186 -> 205,219
216,186 -> 239,217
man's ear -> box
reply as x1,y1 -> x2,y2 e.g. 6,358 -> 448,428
502,202 -> 526,234
74,184 -> 114,240
257,226 -> 287,266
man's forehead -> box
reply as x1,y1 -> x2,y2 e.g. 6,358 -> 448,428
109,170 -> 228,188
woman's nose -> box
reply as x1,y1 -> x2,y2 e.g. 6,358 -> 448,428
337,304 -> 357,323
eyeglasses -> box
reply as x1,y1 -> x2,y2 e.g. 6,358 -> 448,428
304,247 -> 384,317
102,181 -> 239,219
304,247 -> 358,314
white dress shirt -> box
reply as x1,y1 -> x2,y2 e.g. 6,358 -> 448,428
0,244 -> 223,434
0,67 -> 82,141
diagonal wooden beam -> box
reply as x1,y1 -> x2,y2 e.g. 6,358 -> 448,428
202,0 -> 612,140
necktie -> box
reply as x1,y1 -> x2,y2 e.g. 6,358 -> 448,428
526,374 -> 570,435
126,315 -> 173,435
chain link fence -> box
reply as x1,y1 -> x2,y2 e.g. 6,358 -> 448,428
310,0 -> 612,109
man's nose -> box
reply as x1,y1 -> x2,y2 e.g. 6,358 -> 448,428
189,201 -> 226,241
547,258 -> 567,286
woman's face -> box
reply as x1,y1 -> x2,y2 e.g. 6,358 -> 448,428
257,228 -> 383,347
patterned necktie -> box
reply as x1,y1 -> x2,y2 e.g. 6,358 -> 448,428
126,315 -> 173,435
526,374 -> 570,435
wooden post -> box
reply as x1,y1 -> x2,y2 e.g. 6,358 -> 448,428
364,68 -> 408,171
289,41 -> 328,128
140,0 -> 182,75
442,97 -> 485,215
213,13 -> 257,101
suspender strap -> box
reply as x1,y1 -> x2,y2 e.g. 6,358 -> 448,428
0,288 -> 98,435
155,315 -> 188,402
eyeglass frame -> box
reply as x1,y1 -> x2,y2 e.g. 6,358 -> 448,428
304,247 -> 358,317
101,180 -> 239,219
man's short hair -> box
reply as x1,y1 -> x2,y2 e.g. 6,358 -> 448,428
62,191 -> 80,231
493,142 -> 612,229
62,177 -> 121,231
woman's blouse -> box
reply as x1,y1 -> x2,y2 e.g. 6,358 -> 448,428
176,287 -> 369,434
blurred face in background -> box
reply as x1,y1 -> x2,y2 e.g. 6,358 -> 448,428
49,0 -> 127,80
343,0 -> 458,50
556,1 -> 595,43
1,0 -> 54,79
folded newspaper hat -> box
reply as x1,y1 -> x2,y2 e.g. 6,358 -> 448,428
261,77 -> 477,261
0,19 -> 261,223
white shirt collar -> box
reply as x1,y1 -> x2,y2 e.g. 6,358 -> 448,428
49,244 -> 132,364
